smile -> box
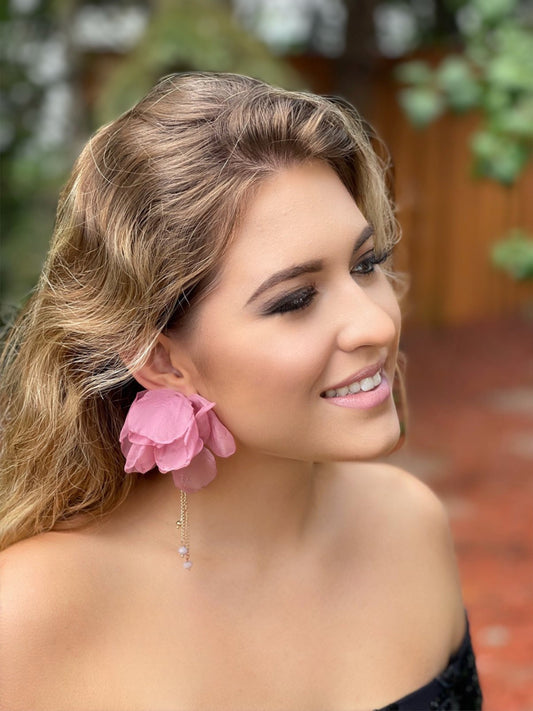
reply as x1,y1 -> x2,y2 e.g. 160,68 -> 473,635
320,365 -> 391,410
322,370 -> 382,398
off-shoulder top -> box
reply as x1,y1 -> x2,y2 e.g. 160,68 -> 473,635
374,616 -> 483,710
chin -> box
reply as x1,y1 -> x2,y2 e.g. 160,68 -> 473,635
327,414 -> 402,462
369,418 -> 403,459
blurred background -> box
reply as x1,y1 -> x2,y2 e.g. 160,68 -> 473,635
1,0 -> 532,707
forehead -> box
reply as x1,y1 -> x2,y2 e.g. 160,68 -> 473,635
218,161 -> 367,291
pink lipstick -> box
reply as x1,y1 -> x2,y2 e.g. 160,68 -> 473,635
320,359 -> 391,410
322,372 -> 391,409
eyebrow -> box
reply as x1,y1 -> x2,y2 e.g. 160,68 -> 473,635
245,223 -> 375,306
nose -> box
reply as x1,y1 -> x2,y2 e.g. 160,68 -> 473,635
334,280 -> 399,354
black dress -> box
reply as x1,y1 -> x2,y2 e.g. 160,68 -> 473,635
374,617 -> 483,710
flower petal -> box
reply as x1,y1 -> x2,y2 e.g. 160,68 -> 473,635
171,448 -> 217,492
154,427 -> 203,472
188,394 -> 236,457
204,410 -> 236,457
121,390 -> 196,445
122,441 -> 156,473
188,394 -> 215,442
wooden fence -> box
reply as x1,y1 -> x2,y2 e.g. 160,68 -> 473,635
370,60 -> 533,326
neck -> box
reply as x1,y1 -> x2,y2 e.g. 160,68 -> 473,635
129,447 -> 323,571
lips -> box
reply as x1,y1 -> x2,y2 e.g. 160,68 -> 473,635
320,359 -> 386,397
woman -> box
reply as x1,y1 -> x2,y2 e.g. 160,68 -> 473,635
0,73 -> 482,710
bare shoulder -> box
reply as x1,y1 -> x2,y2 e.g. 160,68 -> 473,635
328,461 -> 467,652
0,529 -> 100,623
331,460 -> 452,534
0,531 -> 107,710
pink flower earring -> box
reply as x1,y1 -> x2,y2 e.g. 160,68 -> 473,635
120,389 -> 236,569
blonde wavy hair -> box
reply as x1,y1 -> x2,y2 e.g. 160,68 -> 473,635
0,72 -> 401,550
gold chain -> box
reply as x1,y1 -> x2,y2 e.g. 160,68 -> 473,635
176,489 -> 192,569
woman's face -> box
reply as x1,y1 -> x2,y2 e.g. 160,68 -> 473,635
175,161 -> 402,462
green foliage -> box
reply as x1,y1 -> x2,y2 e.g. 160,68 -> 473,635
491,229 -> 533,280
436,56 -> 481,111
394,60 -> 434,86
474,0 -> 517,22
95,0 -> 302,124
1,0 -> 299,310
0,1 -> 75,310
471,130 -> 530,184
395,0 -> 533,184
397,86 -> 446,126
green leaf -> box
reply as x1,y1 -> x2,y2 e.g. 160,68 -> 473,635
436,56 -> 482,111
487,54 -> 533,92
472,0 -> 519,24
491,230 -> 533,280
394,61 -> 434,86
490,98 -> 533,140
483,24 -> 533,92
483,86 -> 512,113
398,87 -> 445,127
471,130 -> 530,184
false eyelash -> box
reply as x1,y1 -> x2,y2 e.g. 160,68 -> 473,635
264,247 -> 393,316
263,286 -> 317,316
351,248 -> 393,275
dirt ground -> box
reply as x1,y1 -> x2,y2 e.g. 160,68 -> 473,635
386,316 -> 533,711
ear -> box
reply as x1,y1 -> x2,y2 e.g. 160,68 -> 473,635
131,334 -> 198,395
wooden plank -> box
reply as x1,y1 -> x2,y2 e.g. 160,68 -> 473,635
369,57 -> 533,325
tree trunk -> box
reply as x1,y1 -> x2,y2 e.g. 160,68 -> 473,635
334,0 -> 379,115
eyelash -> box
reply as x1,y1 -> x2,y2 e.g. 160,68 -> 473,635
264,249 -> 392,316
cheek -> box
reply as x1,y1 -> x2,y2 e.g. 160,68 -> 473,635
194,319 -> 326,440
203,323 -> 323,401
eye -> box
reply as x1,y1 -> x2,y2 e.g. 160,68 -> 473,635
351,248 -> 392,276
263,286 -> 317,315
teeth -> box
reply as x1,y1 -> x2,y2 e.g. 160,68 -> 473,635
360,377 -> 375,392
324,370 -> 382,398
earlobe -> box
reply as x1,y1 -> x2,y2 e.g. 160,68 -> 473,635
131,335 -> 198,395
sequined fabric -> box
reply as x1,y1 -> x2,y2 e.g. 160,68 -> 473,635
374,617 -> 483,711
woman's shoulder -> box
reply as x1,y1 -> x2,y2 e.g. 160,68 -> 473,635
0,525 -> 121,629
0,530 -> 95,629
331,459 -> 451,533
0,530 -> 112,707
1,524 -> 106,585
332,459 -> 460,573
326,460 -> 467,653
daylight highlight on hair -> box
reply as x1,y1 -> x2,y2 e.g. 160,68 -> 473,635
0,72 -> 401,549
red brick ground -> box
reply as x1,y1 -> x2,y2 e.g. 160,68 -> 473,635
387,316 -> 533,711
